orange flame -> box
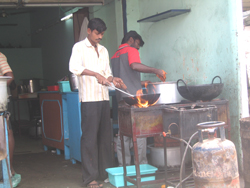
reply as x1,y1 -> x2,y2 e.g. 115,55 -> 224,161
135,84 -> 159,108
135,89 -> 149,108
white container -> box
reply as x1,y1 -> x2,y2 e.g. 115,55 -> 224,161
0,76 -> 11,112
147,82 -> 183,104
69,73 -> 78,92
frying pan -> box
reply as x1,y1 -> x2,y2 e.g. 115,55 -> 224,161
123,93 -> 161,106
107,83 -> 160,106
177,76 -> 224,102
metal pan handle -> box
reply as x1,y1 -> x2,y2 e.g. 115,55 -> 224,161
197,121 -> 226,142
177,79 -> 192,96
177,79 -> 187,88
211,76 -> 222,84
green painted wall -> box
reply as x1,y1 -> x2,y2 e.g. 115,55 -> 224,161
0,48 -> 43,120
125,0 -> 244,171
0,12 -> 31,48
30,8 -> 75,86
0,49 -> 43,85
89,0 -> 123,57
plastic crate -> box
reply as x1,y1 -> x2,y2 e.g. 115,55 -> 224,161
105,164 -> 157,187
47,85 -> 59,91
58,81 -> 71,92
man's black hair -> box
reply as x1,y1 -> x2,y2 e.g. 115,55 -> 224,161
88,18 -> 107,33
121,30 -> 144,47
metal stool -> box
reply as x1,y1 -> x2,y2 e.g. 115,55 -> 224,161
0,113 -> 12,188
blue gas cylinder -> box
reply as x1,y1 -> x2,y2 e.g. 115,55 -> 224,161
192,121 -> 240,188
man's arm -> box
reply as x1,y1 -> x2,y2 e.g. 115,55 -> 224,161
4,72 -> 14,86
80,69 -> 111,86
130,63 -> 167,81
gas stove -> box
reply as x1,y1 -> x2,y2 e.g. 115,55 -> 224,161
118,102 -> 219,139
117,99 -> 229,188
118,104 -> 167,138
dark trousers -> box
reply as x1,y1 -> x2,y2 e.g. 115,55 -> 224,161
81,101 -> 112,186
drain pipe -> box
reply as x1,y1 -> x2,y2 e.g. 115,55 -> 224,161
122,0 -> 127,35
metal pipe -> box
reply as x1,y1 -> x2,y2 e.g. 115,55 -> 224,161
23,2 -> 103,7
0,4 -> 17,8
177,131 -> 198,188
122,0 -> 127,34
0,2 -> 103,8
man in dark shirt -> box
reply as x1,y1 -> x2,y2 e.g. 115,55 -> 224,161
111,30 -> 166,166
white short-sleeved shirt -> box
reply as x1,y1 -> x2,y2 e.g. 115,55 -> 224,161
69,38 -> 112,102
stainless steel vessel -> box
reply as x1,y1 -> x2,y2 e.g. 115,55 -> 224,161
0,76 -> 11,112
146,81 -> 182,104
148,145 -> 191,168
21,79 -> 41,93
69,73 -> 78,92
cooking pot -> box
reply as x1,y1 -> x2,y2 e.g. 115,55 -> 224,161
146,82 -> 183,104
148,145 -> 191,168
21,78 -> 41,93
0,76 -> 11,112
69,73 -> 78,92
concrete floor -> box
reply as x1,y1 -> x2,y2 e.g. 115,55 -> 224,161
10,131 -> 245,188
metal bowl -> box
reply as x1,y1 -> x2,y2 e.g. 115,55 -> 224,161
148,145 -> 192,168
177,76 -> 224,102
147,82 -> 182,104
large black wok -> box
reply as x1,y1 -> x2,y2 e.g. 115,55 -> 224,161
123,93 -> 161,106
177,76 -> 224,102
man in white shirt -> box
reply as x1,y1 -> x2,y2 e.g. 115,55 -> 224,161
69,18 -> 126,188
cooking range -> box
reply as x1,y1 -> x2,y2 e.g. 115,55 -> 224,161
118,98 -> 230,188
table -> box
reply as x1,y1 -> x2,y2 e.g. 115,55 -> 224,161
11,96 -> 40,135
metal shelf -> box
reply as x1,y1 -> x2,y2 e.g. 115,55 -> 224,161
137,9 -> 191,22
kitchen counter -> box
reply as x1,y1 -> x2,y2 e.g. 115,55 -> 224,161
38,90 -> 117,163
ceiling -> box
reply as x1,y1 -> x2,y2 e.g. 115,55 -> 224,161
0,0 -> 109,19
0,0 -> 249,11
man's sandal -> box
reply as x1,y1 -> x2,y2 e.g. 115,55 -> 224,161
87,181 -> 103,188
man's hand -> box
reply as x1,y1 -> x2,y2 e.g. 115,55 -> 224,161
155,70 -> 167,82
96,73 -> 111,86
113,77 -> 127,90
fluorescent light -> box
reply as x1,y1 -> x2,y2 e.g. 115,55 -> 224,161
61,14 -> 73,21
